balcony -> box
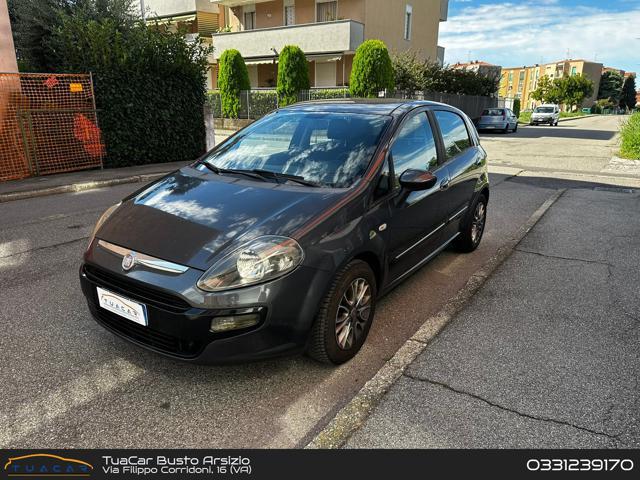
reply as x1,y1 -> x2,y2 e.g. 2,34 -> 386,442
212,20 -> 364,61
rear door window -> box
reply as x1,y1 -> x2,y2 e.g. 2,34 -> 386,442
434,111 -> 472,160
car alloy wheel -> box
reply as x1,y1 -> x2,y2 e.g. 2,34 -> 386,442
308,260 -> 377,364
335,278 -> 372,350
471,202 -> 486,245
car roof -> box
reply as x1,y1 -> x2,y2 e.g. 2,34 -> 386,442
278,99 -> 458,116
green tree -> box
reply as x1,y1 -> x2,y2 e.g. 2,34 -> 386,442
276,45 -> 310,106
620,75 -> 637,111
8,0 -> 136,71
217,49 -> 251,118
391,51 -> 425,93
530,76 -> 562,104
557,74 -> 593,111
51,1 -> 211,167
350,39 -> 394,98
598,70 -> 624,102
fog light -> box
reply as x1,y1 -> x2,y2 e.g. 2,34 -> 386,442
210,313 -> 260,333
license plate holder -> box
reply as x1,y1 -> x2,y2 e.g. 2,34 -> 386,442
96,287 -> 148,326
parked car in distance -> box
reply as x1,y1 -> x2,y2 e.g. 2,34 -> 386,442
476,108 -> 518,133
530,104 -> 560,126
80,99 -> 489,365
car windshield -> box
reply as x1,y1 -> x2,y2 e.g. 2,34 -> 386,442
535,107 -> 554,113
203,111 -> 390,188
482,109 -> 504,116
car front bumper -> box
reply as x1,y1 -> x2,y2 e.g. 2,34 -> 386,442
530,117 -> 553,124
79,241 -> 332,363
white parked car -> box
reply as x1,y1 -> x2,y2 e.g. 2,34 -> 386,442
530,104 -> 560,126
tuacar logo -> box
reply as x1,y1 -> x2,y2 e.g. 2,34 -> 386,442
4,454 -> 93,477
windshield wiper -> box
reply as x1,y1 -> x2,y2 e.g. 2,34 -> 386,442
248,169 -> 321,187
197,161 -> 268,182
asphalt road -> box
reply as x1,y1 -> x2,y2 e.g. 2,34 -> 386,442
480,115 -> 635,179
1,116 -> 637,448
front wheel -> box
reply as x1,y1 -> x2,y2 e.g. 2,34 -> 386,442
454,194 -> 487,253
307,260 -> 377,364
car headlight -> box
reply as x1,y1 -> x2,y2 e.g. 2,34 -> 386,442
197,235 -> 304,292
87,202 -> 121,249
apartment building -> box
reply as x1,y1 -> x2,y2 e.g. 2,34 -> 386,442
499,59 -> 603,110
209,0 -> 449,88
451,61 -> 501,81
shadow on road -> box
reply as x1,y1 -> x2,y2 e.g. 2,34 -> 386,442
480,125 -> 616,141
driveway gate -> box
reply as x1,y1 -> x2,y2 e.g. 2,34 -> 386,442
0,73 -> 104,182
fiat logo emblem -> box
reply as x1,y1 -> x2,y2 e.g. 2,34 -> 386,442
122,253 -> 136,271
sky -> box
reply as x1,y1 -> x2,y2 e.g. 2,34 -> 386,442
441,0 -> 640,73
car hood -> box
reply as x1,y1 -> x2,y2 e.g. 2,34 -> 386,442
96,166 -> 344,271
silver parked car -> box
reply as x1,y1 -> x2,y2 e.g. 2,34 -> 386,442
530,104 -> 560,126
476,108 -> 518,133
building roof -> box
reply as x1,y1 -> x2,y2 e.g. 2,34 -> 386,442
452,61 -> 498,67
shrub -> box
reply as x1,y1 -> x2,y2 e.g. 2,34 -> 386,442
51,8 -> 211,168
277,45 -> 310,106
513,98 -> 521,118
620,112 -> 640,159
218,49 -> 251,118
350,40 -> 394,98
390,51 -> 499,97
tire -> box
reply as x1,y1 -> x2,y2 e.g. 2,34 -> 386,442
307,260 -> 377,365
514,123 -> 518,132
454,194 -> 487,253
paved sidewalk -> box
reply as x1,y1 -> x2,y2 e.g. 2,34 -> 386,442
345,187 -> 640,448
0,161 -> 189,202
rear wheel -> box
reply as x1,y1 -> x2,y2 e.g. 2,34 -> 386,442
514,123 -> 518,132
307,260 -> 377,364
454,194 -> 487,253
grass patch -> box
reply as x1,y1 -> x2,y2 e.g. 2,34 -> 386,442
620,112 -> 640,160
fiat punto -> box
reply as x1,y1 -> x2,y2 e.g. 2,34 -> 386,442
80,100 -> 489,364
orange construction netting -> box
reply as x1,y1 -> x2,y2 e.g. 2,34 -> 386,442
0,73 -> 104,181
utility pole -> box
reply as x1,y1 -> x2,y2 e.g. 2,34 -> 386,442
140,0 -> 146,21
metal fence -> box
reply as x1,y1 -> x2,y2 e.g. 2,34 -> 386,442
207,88 -> 500,122
0,73 -> 104,182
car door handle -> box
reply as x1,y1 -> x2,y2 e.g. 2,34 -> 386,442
439,179 -> 450,190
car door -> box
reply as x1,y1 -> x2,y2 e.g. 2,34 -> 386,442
432,110 -> 484,240
381,110 -> 451,282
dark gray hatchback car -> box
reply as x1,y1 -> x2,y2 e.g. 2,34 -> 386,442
80,100 -> 489,365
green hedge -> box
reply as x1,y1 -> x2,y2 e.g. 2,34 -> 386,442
620,112 -> 640,159
277,45 -> 310,106
52,13 -> 211,168
218,49 -> 251,118
350,40 -> 394,98
513,98 -> 521,118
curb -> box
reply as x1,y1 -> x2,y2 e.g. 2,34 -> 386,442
306,188 -> 567,449
0,173 -> 169,204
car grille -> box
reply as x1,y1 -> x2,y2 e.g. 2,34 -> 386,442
83,264 -> 192,313
94,308 -> 202,357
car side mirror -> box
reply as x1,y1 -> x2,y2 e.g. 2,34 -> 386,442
399,169 -> 438,191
